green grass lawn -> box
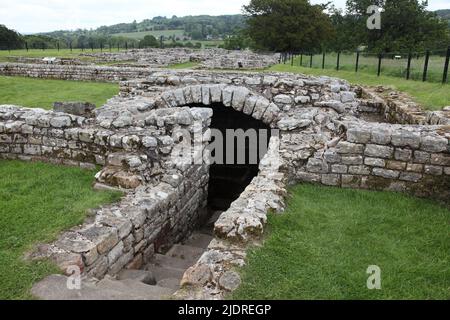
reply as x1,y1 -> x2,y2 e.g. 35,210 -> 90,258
113,29 -> 185,39
0,49 -> 113,63
290,53 -> 447,83
0,76 -> 118,109
232,184 -> 450,300
168,61 -> 199,69
269,64 -> 450,111
0,160 -> 121,299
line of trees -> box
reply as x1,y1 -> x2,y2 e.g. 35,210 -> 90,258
226,0 -> 450,54
0,26 -> 205,51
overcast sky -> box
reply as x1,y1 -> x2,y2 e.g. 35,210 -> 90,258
1,0 -> 449,34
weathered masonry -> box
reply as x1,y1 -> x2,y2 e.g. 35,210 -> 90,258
0,68 -> 449,299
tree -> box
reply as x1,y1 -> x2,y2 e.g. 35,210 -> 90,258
325,7 -> 362,52
0,25 -> 23,50
346,0 -> 450,52
223,33 -> 254,50
141,35 -> 159,48
243,0 -> 334,52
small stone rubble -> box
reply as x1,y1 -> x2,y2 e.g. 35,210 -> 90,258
0,68 -> 448,300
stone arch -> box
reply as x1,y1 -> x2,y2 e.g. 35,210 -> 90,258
157,84 -> 281,128
158,84 -> 279,212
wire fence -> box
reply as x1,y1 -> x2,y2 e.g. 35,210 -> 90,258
282,47 -> 450,84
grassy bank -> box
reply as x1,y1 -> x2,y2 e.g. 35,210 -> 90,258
269,64 -> 450,110
232,184 -> 450,300
0,76 -> 118,109
0,160 -> 121,299
269,64 -> 449,111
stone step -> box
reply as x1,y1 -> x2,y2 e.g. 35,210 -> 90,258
183,232 -> 214,249
150,254 -> 196,270
157,278 -> 181,291
117,270 -> 156,285
145,265 -> 186,282
96,278 -> 175,300
166,244 -> 205,263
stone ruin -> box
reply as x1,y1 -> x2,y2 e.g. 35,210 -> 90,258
79,48 -> 280,69
3,48 -> 280,70
0,65 -> 449,300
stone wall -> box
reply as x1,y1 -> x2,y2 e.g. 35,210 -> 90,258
0,63 -> 153,82
0,104 -> 212,278
360,87 -> 450,125
117,70 -> 449,203
294,121 -> 450,201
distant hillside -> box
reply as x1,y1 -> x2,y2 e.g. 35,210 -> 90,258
42,15 -> 246,41
435,9 -> 450,27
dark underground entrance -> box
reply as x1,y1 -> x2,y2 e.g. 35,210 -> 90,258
189,103 -> 272,232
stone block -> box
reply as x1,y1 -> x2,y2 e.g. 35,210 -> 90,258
424,165 -> 443,176
365,144 -> 394,159
336,141 -> 364,154
321,174 -> 340,186
53,102 -> 95,117
373,168 -> 400,179
365,157 -> 385,167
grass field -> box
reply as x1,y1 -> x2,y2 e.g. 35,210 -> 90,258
290,53 -> 448,83
113,29 -> 185,39
232,184 -> 450,300
270,64 -> 450,111
0,49 -> 116,63
168,61 -> 200,69
0,160 -> 121,299
0,76 -> 118,109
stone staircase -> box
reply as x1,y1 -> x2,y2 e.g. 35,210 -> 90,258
31,232 -> 214,300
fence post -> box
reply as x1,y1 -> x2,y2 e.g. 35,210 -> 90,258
377,53 -> 383,76
310,54 -> 313,68
300,53 -> 303,67
322,52 -> 325,69
442,46 -> 450,84
355,51 -> 360,72
291,52 -> 294,66
406,52 -> 412,80
336,52 -> 341,71
423,50 -> 430,82
25,42 -> 28,52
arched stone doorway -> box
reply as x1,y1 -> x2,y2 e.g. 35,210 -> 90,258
188,102 -> 272,212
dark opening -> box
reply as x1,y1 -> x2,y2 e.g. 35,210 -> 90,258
189,103 -> 271,217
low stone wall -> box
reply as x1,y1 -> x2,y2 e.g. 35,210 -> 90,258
176,137 -> 287,299
294,121 -> 450,201
360,87 -> 450,125
55,164 -> 209,279
0,104 -> 211,278
0,63 -> 153,82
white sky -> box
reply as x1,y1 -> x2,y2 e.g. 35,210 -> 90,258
1,0 -> 449,34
